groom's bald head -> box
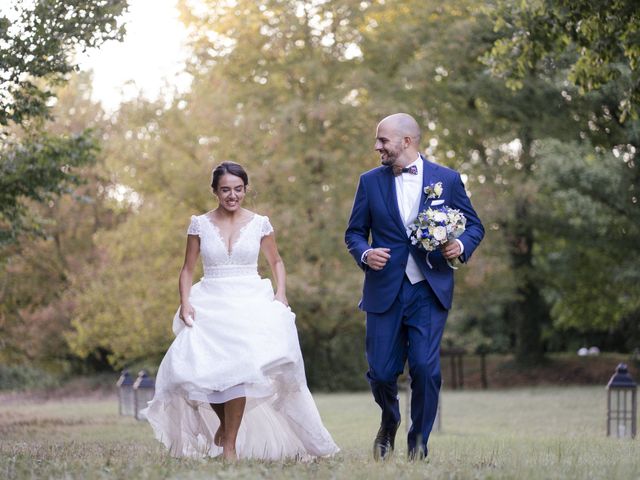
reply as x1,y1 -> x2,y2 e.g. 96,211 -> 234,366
377,113 -> 421,146
375,113 -> 422,170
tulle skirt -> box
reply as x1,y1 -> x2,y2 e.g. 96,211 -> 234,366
142,274 -> 339,460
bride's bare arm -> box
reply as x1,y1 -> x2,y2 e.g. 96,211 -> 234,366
178,235 -> 200,324
260,233 -> 288,306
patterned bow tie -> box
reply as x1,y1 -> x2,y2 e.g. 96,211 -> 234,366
401,165 -> 418,175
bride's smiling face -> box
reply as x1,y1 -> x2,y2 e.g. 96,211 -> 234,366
214,174 -> 246,212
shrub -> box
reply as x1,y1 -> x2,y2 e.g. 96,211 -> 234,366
0,364 -> 60,391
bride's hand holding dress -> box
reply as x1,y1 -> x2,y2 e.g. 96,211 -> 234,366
261,230 -> 289,308
179,303 -> 195,327
178,233 -> 200,327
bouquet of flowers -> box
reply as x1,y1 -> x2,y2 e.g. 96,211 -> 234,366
408,206 -> 466,269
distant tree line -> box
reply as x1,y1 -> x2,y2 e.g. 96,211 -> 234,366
1,0 -> 638,388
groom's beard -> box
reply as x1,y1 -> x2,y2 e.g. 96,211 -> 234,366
380,151 -> 399,167
379,141 -> 404,167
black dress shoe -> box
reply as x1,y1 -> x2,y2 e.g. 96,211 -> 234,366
407,445 -> 428,461
372,421 -> 400,461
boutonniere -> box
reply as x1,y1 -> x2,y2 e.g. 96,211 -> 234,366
424,181 -> 443,200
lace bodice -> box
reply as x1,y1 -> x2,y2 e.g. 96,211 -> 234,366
187,213 -> 274,278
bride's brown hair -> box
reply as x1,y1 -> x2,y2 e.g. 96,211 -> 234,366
211,161 -> 249,191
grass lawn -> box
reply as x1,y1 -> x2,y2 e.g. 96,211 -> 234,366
1,387 -> 639,479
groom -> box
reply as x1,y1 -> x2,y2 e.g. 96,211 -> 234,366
345,113 -> 484,460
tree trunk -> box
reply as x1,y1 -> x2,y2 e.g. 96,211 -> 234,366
509,134 -> 550,365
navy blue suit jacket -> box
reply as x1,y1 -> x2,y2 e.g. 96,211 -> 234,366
345,156 -> 484,312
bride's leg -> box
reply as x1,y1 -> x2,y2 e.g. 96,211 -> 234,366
209,403 -> 225,446
222,396 -> 246,461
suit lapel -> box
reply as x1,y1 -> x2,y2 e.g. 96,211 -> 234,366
420,155 -> 434,207
377,167 -> 406,234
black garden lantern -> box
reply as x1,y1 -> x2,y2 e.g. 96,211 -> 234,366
116,370 -> 135,417
606,363 -> 637,439
133,370 -> 155,421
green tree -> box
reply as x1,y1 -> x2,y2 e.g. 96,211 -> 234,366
484,0 -> 640,121
0,73 -> 127,370
533,139 -> 639,336
479,0 -> 640,358
0,0 -> 127,244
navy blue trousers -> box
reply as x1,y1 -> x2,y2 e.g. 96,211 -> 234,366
365,276 -> 448,454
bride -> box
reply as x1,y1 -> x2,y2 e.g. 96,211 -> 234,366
143,161 -> 339,461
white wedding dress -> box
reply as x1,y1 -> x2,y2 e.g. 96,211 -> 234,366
143,213 -> 339,460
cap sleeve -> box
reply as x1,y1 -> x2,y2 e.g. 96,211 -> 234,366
187,215 -> 200,236
260,215 -> 274,238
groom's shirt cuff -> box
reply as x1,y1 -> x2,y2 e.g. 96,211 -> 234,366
361,248 -> 373,265
455,239 -> 465,259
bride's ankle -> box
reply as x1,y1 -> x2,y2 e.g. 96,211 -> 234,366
222,446 -> 237,461
214,425 -> 225,446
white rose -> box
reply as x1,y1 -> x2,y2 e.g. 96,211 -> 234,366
434,211 -> 447,222
433,226 -> 447,242
434,182 -> 443,197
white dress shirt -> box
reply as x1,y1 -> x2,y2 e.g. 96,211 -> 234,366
395,156 -> 426,284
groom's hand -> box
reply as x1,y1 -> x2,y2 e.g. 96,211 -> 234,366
366,248 -> 391,270
440,240 -> 461,260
